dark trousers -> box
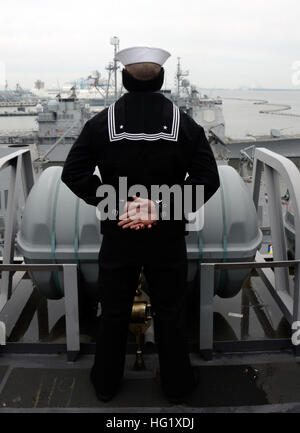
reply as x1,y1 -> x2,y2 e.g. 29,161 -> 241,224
93,233 -> 195,398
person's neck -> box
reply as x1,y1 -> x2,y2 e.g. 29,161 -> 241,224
122,68 -> 164,92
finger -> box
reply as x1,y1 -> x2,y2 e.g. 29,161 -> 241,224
118,218 -> 140,227
122,220 -> 142,229
132,223 -> 145,230
131,224 -> 145,230
118,218 -> 132,226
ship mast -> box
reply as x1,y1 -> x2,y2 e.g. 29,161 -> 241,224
175,57 -> 189,98
105,36 -> 121,106
176,57 -> 181,97
111,36 -> 120,100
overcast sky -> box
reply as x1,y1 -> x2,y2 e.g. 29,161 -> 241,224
1,0 -> 300,90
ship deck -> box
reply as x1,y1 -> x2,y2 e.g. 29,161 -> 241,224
227,135 -> 300,159
1,144 -> 300,414
0,271 -> 299,413
1,352 -> 300,413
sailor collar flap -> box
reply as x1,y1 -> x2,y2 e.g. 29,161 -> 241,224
108,97 -> 180,142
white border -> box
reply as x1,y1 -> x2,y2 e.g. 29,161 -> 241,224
108,102 -> 180,142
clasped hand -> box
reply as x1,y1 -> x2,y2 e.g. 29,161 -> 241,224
117,196 -> 158,231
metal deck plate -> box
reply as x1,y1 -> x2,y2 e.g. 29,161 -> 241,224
0,367 -> 168,409
0,366 -> 8,384
1,361 -> 300,410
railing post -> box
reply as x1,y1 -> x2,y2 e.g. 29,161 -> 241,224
293,262 -> 300,324
293,261 -> 300,356
252,157 -> 264,211
199,263 -> 215,360
21,150 -> 35,199
63,264 -> 80,361
264,165 -> 290,293
0,155 -> 23,311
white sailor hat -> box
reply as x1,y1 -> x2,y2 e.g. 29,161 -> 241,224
115,46 -> 171,66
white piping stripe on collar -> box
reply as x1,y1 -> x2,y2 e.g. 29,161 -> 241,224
108,102 -> 180,142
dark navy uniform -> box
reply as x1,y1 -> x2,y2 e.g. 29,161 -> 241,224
61,91 -> 220,401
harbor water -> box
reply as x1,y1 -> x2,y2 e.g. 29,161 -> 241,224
208,89 -> 300,139
1,89 -> 300,138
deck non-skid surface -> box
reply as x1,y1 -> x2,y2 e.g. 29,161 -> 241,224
1,354 -> 300,411
0,368 -> 168,409
0,366 -> 8,384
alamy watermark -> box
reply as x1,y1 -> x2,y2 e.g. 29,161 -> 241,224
292,322 -> 300,346
94,177 -> 205,232
292,61 -> 300,87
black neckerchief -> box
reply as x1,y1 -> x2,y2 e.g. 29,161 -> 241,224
122,67 -> 164,92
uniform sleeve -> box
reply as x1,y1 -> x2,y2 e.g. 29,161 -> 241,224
157,123 -> 220,222
61,121 -> 102,207
185,125 -> 220,212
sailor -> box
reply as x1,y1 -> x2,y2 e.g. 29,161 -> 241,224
61,46 -> 220,404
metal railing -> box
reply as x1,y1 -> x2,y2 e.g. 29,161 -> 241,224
0,264 -> 80,361
199,147 -> 300,359
0,150 -> 81,361
252,148 -> 300,290
2,146 -> 300,362
0,149 -> 35,311
199,258 -> 300,359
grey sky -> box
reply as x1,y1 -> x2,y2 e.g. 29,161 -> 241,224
1,0 -> 299,90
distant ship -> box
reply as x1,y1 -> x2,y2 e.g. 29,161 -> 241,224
225,132 -> 300,160
24,56 -> 227,164
2,45 -> 300,162
161,58 -> 226,160
36,88 -> 90,141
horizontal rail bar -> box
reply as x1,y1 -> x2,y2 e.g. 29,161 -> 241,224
0,264 -> 66,271
0,342 -> 69,354
203,260 -> 300,271
214,339 -> 292,353
0,149 -> 31,171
